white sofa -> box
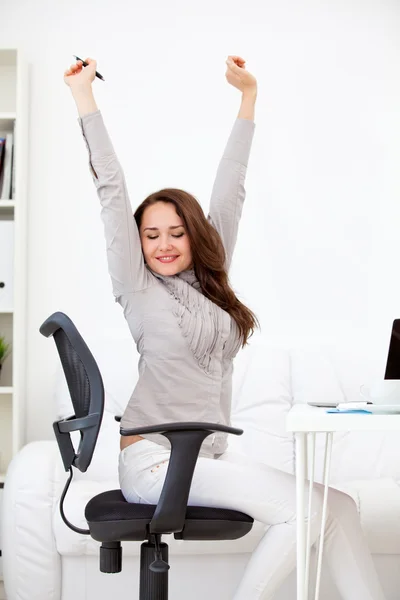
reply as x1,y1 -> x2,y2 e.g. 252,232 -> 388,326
3,335 -> 400,600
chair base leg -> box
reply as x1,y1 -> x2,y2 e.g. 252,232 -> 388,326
140,540 -> 169,600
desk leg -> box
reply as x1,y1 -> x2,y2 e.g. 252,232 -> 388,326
305,432 -> 316,600
314,432 -> 333,600
295,432 -> 307,600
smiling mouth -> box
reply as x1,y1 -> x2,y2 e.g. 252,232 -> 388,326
156,256 -> 179,263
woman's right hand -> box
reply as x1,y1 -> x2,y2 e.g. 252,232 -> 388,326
64,57 -> 97,89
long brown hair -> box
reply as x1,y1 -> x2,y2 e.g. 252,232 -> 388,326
134,188 -> 260,347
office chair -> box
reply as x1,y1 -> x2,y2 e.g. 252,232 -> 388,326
40,311 -> 254,600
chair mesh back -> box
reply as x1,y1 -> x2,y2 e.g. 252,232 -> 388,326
40,311 -> 105,472
54,329 -> 91,418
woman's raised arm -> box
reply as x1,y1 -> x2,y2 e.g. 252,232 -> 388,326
207,56 -> 257,270
64,58 -> 152,301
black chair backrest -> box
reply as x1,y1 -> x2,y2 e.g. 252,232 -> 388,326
40,311 -> 104,473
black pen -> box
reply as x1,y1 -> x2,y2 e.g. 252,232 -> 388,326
73,55 -> 105,81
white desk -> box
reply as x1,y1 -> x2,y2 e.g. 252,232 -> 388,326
286,404 -> 400,600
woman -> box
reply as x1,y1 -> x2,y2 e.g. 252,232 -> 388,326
64,56 -> 386,599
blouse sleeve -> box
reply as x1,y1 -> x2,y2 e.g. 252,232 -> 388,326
78,110 -> 153,299
207,118 -> 256,270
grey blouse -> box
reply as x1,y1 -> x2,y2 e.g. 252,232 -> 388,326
78,110 -> 256,457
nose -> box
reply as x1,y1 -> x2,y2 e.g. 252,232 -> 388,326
158,235 -> 173,252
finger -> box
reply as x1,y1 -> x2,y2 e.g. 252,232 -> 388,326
226,57 -> 245,71
226,60 -> 242,72
65,64 -> 80,77
227,55 -> 246,64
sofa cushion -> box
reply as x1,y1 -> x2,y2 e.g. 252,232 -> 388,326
336,478 -> 400,554
290,346 -> 346,407
324,429 -> 400,484
230,341 -> 294,474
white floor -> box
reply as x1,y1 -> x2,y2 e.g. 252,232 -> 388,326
0,581 -> 5,600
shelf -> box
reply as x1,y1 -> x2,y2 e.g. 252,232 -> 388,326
0,112 -> 16,120
0,200 -> 14,217
0,47 -> 28,499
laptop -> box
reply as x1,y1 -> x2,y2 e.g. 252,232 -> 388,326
384,319 -> 400,379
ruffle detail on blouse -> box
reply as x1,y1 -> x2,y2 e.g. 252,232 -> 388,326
148,267 -> 241,372
169,278 -> 225,373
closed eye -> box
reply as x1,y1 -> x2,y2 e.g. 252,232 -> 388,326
147,233 -> 184,240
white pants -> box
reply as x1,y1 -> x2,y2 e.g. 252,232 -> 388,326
119,439 -> 387,600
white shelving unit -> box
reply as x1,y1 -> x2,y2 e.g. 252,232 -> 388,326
0,48 -> 29,579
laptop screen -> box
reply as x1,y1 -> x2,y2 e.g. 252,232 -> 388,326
384,319 -> 400,379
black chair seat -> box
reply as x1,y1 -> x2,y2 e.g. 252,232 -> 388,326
86,490 -> 254,542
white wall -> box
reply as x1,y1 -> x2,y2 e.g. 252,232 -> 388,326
0,0 -> 399,442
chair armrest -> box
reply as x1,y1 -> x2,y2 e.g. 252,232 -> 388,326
114,418 -> 243,535
116,418 -> 243,437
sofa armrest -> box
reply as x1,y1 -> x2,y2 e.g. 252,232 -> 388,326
2,441 -> 63,600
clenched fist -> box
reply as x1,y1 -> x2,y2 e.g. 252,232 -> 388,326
225,56 -> 257,94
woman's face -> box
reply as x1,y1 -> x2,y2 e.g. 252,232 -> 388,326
139,201 -> 193,276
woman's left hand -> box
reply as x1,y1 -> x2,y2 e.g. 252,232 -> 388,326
225,55 -> 257,94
